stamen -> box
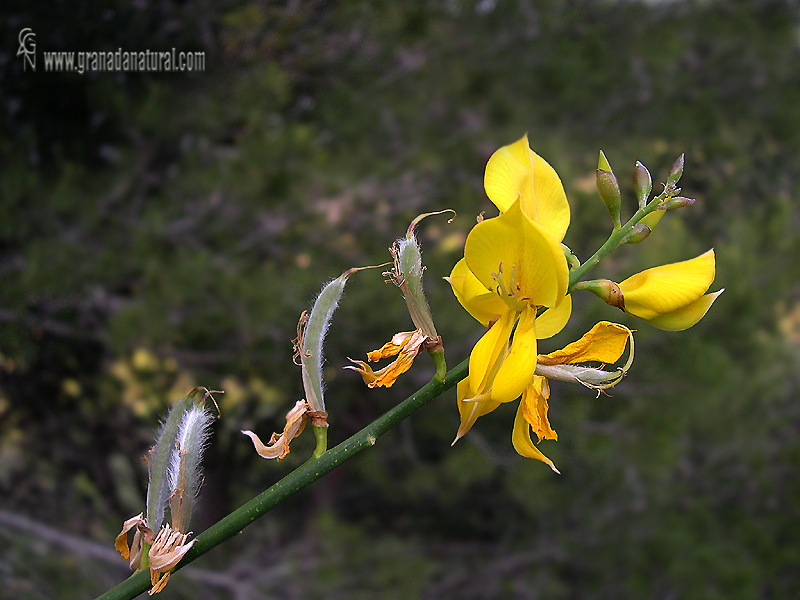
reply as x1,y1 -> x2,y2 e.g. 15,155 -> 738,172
491,262 -> 527,313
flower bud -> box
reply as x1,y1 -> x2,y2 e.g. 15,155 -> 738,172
596,151 -> 621,228
668,153 -> 685,184
640,208 -> 665,231
622,223 -> 651,244
657,196 -> 696,210
634,161 -> 652,209
574,279 -> 624,310
617,249 -> 722,330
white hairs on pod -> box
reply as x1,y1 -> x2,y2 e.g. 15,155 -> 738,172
167,402 -> 215,531
301,273 -> 349,413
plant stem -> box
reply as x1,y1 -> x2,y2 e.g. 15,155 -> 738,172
568,193 -> 668,291
95,358 -> 468,600
312,425 -> 328,459
430,348 -> 447,383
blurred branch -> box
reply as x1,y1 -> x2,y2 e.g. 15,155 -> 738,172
0,307 -> 104,342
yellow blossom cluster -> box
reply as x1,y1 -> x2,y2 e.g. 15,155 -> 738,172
446,135 -> 720,471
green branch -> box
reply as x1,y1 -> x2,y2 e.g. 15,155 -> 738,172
95,358 -> 468,600
568,191 -> 671,291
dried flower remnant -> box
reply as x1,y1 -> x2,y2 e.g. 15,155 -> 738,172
116,388 -> 218,594
244,267 -> 372,461
348,211 -> 452,387
242,399 -> 310,460
147,525 -> 196,594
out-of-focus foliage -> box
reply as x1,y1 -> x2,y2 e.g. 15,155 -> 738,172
2,1 -> 800,598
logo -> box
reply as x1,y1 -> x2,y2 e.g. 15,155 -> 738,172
17,28 -> 36,71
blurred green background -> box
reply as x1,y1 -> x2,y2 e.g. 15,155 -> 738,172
2,1 -> 800,598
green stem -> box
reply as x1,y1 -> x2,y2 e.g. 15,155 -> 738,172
430,348 -> 447,383
95,358 -> 468,600
568,192 -> 669,292
312,425 -> 328,459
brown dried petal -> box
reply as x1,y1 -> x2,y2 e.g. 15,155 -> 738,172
242,400 -> 309,460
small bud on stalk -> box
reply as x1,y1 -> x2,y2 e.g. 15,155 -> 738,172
596,151 -> 622,229
623,223 -> 651,244
668,153 -> 685,184
573,279 -> 625,310
634,161 -> 652,209
658,196 -> 696,210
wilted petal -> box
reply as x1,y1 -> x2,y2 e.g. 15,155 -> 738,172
242,400 -> 308,460
647,289 -> 724,331
115,513 -> 150,569
491,305 -> 539,404
484,134 -> 571,241
347,329 -> 427,388
538,321 -> 631,366
148,525 -> 195,594
511,401 -> 560,473
521,376 -> 557,442
465,200 -> 569,309
366,331 -> 415,361
620,249 -> 716,320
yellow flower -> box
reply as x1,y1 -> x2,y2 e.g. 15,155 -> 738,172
448,136 -> 575,461
483,134 -> 571,240
617,249 -> 723,330
449,136 -> 639,471
457,198 -> 570,401
512,322 -> 633,472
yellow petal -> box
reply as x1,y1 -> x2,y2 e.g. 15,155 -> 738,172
464,200 -> 569,309
535,294 -> 572,340
366,331 -> 415,361
620,249 -> 716,320
446,258 -> 507,326
640,208 -> 665,230
347,329 -> 427,388
484,134 -> 570,241
511,400 -> 560,473
468,308 -> 515,395
453,378 -> 500,443
521,375 -> 557,442
538,321 -> 631,366
491,304 -> 538,404
647,289 -> 724,331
